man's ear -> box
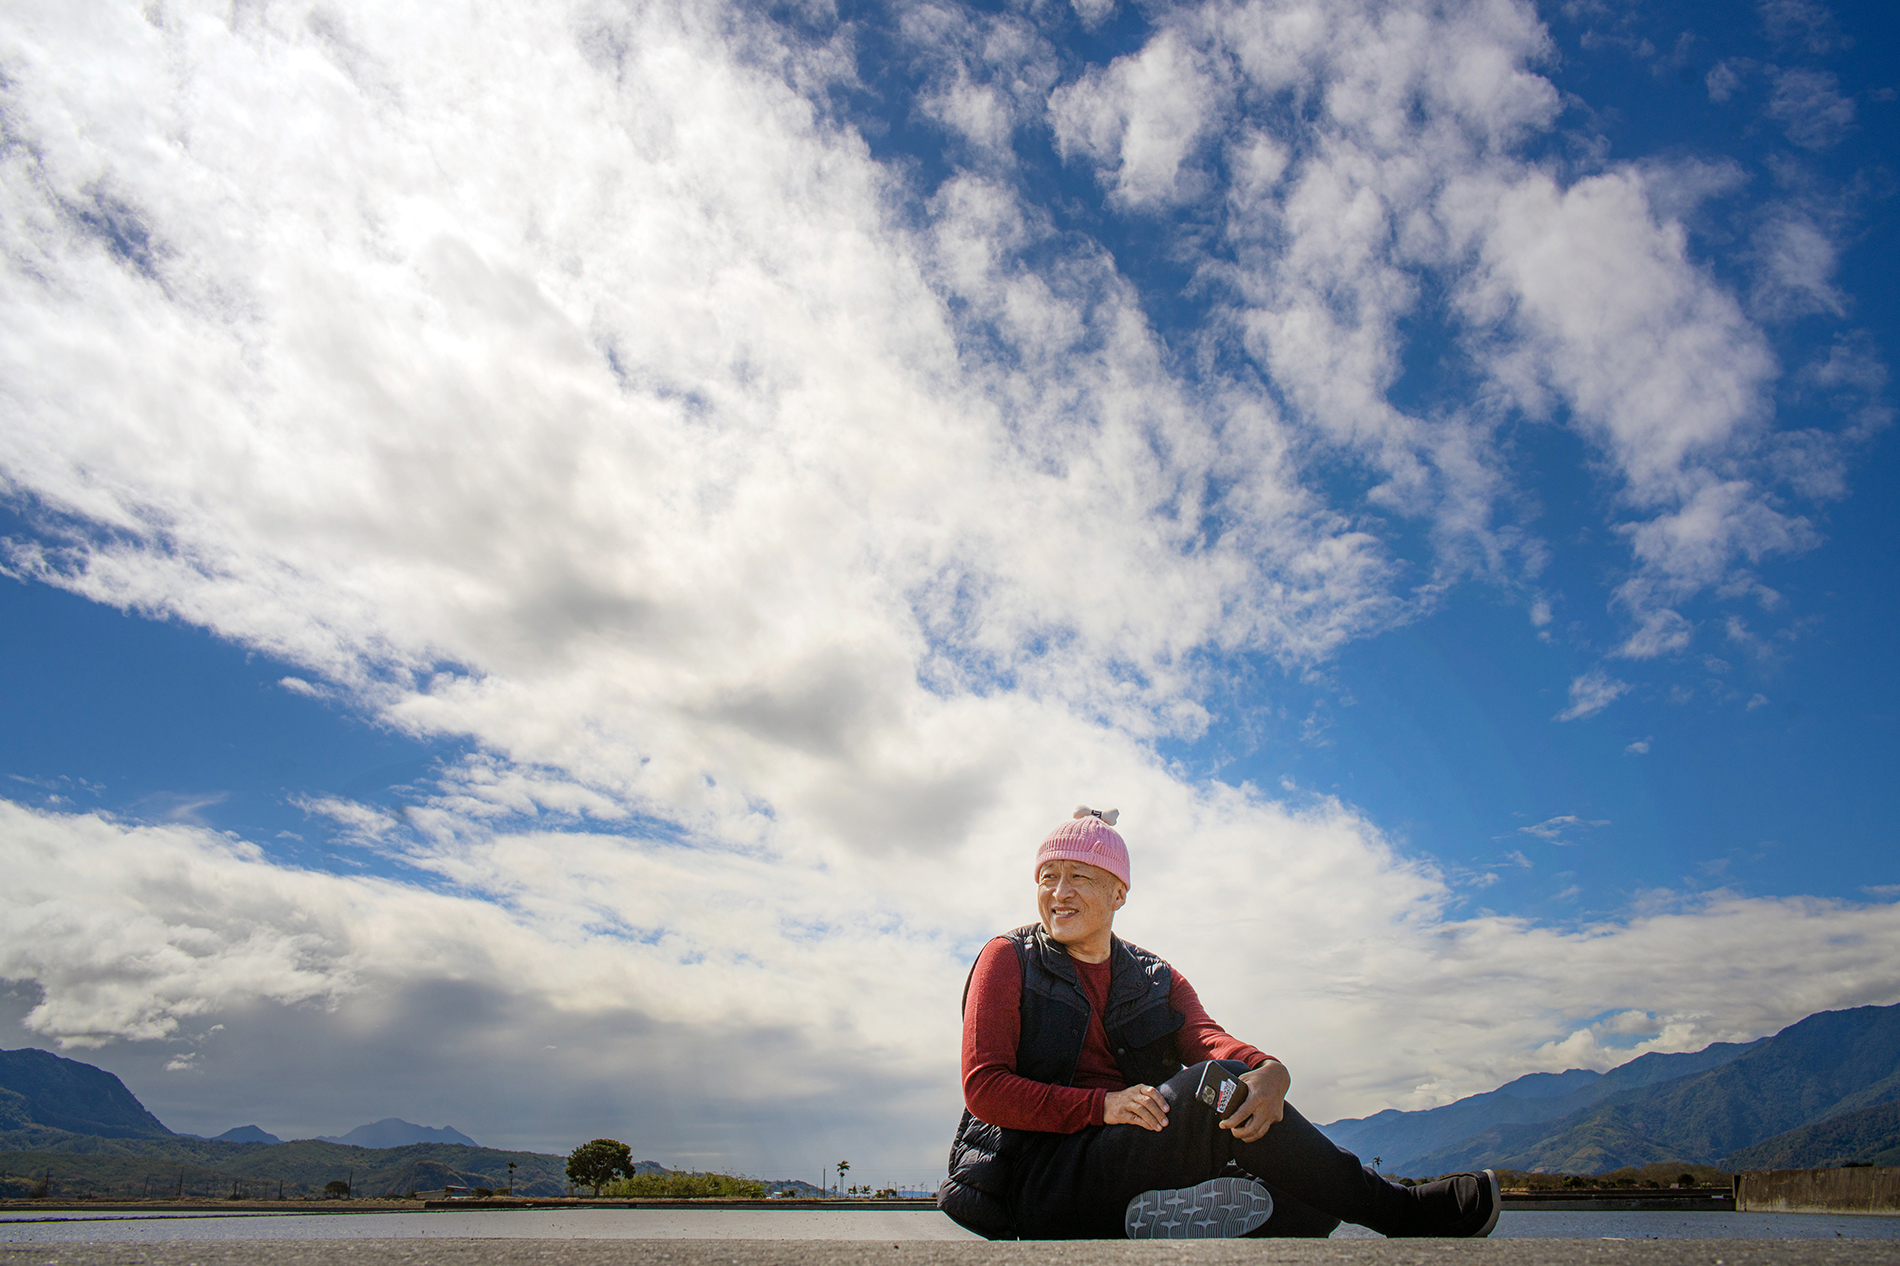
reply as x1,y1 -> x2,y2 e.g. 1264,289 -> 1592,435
1112,883 -> 1127,911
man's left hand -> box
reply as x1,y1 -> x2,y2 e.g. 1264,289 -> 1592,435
1219,1060 -> 1290,1143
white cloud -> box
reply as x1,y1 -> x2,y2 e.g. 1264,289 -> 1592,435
1758,0 -> 1844,55
8,798 -> 1899,1154
1750,211 -> 1845,320
1624,737 -> 1651,755
1517,814 -> 1609,843
1457,168 -> 1797,610
1601,1009 -> 1659,1037
1555,670 -> 1630,721
904,6 -> 1059,164
1048,30 -> 1219,208
1705,60 -> 1745,103
0,0 -> 1887,1173
1765,68 -> 1856,149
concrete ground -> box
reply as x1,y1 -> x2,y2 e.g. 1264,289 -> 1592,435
4,1241 -> 1897,1266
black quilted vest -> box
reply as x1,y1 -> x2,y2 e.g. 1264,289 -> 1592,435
936,923 -> 1185,1239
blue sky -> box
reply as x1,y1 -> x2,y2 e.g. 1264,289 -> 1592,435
0,0 -> 1895,1182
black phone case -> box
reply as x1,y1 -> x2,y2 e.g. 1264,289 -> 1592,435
1194,1063 -> 1248,1118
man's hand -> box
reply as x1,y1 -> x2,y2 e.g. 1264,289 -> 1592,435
1220,1060 -> 1290,1143
1104,1084 -> 1169,1132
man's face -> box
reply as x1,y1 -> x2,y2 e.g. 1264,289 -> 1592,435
1036,858 -> 1125,948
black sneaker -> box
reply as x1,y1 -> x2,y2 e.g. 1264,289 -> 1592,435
1447,1169 -> 1501,1238
1124,1175 -> 1275,1239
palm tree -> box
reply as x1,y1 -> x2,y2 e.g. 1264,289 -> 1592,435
836,1160 -> 850,1197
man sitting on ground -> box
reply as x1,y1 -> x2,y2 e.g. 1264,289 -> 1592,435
937,807 -> 1501,1241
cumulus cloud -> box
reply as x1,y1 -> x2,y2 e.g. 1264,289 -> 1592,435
1049,30 -> 1219,208
8,798 -> 1900,1158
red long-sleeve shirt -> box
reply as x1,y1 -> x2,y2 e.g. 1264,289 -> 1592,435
961,935 -> 1272,1133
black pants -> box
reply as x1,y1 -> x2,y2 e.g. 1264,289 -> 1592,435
1009,1061 -> 1451,1240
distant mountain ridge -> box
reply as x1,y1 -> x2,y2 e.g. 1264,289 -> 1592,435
1325,1004 -> 1900,1176
0,1132 -> 574,1198
0,1048 -> 481,1153
1319,1039 -> 1767,1174
0,1048 -> 173,1139
0,1045 -> 774,1200
317,1119 -> 479,1148
1423,1003 -> 1900,1174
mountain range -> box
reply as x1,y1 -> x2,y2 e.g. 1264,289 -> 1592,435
0,1046 -> 783,1199
316,1119 -> 480,1148
0,1048 -> 173,1139
7,1000 -> 1900,1192
1319,1003 -> 1900,1175
0,1048 -> 479,1150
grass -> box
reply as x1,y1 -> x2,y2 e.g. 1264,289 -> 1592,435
599,1172 -> 767,1198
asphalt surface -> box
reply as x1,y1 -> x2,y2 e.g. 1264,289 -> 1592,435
3,1242 -> 1896,1266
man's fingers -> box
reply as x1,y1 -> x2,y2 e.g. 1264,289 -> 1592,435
1222,1102 -> 1275,1140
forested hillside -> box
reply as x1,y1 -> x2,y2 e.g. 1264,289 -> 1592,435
1722,1100 -> 1900,1171
1320,1039 -> 1766,1173
1400,1004 -> 1900,1174
0,1133 -> 572,1198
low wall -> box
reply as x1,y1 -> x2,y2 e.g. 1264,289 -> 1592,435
1501,1192 -> 1732,1212
1735,1166 -> 1900,1215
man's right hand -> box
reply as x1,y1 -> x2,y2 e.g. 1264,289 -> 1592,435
1103,1084 -> 1169,1131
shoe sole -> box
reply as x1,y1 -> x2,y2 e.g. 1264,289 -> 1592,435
1125,1175 -> 1275,1239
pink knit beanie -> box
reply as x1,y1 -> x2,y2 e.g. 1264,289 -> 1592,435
1034,806 -> 1131,891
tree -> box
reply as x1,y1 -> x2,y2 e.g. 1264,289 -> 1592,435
324,1180 -> 351,1199
567,1139 -> 634,1196
835,1160 -> 849,1197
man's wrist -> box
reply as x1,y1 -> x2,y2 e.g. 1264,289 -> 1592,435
1245,1059 -> 1291,1088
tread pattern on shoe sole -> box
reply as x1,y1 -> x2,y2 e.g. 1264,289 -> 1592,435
1124,1175 -> 1275,1239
